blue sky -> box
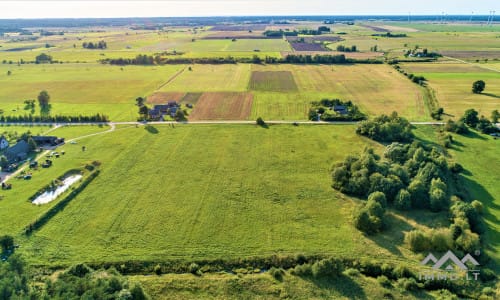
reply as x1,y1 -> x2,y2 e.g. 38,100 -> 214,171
0,0 -> 498,18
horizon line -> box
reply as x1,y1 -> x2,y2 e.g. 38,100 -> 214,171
0,14 -> 497,20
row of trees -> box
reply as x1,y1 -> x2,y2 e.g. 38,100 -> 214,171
102,54 -> 383,66
449,108 -> 500,134
263,26 -> 330,37
0,113 -> 109,123
82,40 -> 107,49
336,45 -> 357,52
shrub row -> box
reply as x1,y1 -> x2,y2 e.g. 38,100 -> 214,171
0,114 -> 109,123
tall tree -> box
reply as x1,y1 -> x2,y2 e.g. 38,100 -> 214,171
491,109 -> 499,123
37,90 -> 50,108
461,109 -> 479,127
472,80 -> 486,94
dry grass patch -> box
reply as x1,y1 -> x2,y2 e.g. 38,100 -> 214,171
189,92 -> 253,120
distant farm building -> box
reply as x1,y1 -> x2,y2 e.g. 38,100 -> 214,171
149,101 -> 180,120
333,105 -> 348,115
32,136 -> 65,147
4,140 -> 29,163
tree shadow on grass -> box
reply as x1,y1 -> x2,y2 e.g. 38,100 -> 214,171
462,130 -> 487,141
307,275 -> 367,300
144,125 -> 159,134
365,213 -> 412,257
482,92 -> 500,99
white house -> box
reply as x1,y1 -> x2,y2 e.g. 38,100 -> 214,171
0,136 -> 9,150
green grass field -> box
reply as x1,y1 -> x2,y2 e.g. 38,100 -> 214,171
3,124 -> 436,267
400,62 -> 500,118
0,63 -> 183,121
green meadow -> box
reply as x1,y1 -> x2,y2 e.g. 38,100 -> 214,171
11,124 -> 407,265
401,62 -> 500,118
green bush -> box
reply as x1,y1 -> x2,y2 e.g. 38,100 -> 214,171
368,191 -> 387,208
188,262 -> 200,275
256,117 -> 266,126
396,277 -> 420,291
268,267 -> 284,281
291,264 -> 312,277
343,268 -> 360,277
377,275 -> 392,288
455,229 -> 480,253
67,263 -> 93,277
153,264 -> 162,275
392,264 -> 414,279
429,228 -> 453,252
394,189 -> 411,210
312,258 -> 343,278
405,230 -> 430,252
471,200 -> 483,215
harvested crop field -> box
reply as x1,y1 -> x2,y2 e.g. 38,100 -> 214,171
287,36 -> 343,43
290,42 -> 328,52
440,50 -> 500,60
210,24 -> 267,31
147,92 -> 186,104
189,92 -> 253,120
202,31 -> 278,39
249,71 -> 298,92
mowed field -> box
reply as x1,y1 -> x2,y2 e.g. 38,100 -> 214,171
401,62 -> 500,118
0,63 -> 183,121
2,124 -> 429,266
154,63 -> 428,121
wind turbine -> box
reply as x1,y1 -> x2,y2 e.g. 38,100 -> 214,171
469,11 -> 474,23
490,11 -> 496,26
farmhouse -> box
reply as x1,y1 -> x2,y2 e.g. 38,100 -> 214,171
333,105 -> 348,115
4,140 -> 29,163
0,136 -> 9,150
149,101 -> 180,120
32,136 -> 65,147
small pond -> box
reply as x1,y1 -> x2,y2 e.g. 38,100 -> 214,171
32,175 -> 82,205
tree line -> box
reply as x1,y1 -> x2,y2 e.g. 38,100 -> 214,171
101,54 -> 383,66
82,40 -> 107,49
0,113 -> 109,123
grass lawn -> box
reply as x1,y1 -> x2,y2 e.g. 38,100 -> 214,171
3,124 -> 435,266
400,62 -> 500,118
